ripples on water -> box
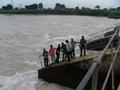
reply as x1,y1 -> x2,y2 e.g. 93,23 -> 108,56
0,15 -> 120,90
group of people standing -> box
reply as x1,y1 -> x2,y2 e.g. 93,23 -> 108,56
42,36 -> 87,67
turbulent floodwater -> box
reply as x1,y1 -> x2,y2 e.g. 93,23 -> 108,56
0,15 -> 120,90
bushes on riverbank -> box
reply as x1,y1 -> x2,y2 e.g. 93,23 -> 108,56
0,3 -> 120,19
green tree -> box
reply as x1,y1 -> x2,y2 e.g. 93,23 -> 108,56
95,5 -> 100,10
2,6 -> 7,10
75,6 -> 79,10
54,3 -> 66,10
25,4 -> 38,10
81,7 -> 85,10
61,4 -> 66,9
7,4 -> 13,9
117,7 -> 120,10
14,7 -> 19,10
55,3 -> 61,10
38,3 -> 43,10
2,4 -> 13,10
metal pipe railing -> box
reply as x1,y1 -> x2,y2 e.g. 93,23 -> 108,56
38,26 -> 120,89
39,26 -> 119,69
88,27 -> 114,42
76,30 -> 118,90
101,45 -> 120,90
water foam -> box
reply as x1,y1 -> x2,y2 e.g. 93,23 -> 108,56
0,71 -> 37,90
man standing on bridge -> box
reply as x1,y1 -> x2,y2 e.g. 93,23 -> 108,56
80,36 -> 87,56
65,40 -> 72,61
70,38 -> 77,59
49,45 -> 56,63
43,48 -> 49,67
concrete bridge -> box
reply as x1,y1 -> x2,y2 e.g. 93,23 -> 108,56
38,26 -> 120,90
38,49 -> 120,90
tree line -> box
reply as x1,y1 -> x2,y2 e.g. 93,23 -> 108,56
0,3 -> 120,19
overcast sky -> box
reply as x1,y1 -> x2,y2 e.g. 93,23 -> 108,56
0,0 -> 120,8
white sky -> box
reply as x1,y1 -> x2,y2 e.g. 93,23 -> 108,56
0,0 -> 120,8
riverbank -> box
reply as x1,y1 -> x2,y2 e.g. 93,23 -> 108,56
0,9 -> 120,19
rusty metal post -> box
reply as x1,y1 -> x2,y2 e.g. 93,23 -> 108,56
110,42 -> 115,90
92,66 -> 98,90
112,69 -> 115,90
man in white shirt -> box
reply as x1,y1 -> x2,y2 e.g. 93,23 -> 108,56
65,40 -> 72,61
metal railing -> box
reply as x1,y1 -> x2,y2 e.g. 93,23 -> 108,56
88,27 -> 114,42
76,27 -> 120,90
88,23 -> 120,42
39,26 -> 119,69
39,45 -> 81,68
38,43 -> 104,68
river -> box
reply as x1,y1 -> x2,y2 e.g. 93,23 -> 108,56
0,15 -> 120,90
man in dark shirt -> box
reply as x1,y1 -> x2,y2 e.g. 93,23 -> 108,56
43,48 -> 49,66
56,44 -> 61,63
80,36 -> 87,56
